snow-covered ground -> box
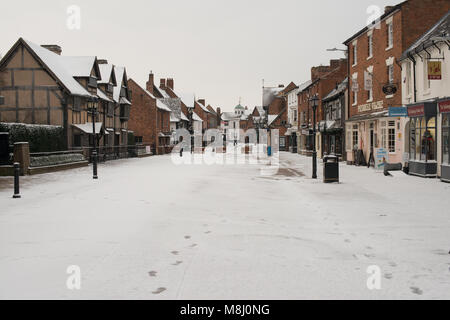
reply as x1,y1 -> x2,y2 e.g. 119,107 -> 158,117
0,152 -> 449,299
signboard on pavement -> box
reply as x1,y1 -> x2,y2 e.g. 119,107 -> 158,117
374,148 -> 388,172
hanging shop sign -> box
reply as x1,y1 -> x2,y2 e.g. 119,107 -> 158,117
439,99 -> 450,113
382,83 -> 397,95
358,100 -> 384,113
428,61 -> 442,80
388,107 -> 408,117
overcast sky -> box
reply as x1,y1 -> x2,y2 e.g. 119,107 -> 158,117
1,0 -> 395,111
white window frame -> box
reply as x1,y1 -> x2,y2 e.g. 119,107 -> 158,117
367,31 -> 373,59
386,17 -> 394,50
352,40 -> 358,66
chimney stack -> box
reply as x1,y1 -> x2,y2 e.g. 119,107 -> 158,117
198,99 -> 205,106
146,71 -> 154,95
160,78 -> 166,89
166,78 -> 174,90
41,44 -> 62,55
216,107 -> 221,115
97,59 -> 108,64
384,6 -> 394,13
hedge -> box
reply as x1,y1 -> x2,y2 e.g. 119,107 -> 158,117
0,122 -> 65,153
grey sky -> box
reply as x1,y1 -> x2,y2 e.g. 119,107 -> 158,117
1,0 -> 394,111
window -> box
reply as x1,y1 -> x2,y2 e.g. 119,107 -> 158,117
73,96 -> 81,111
352,124 -> 359,150
387,65 -> 394,84
88,77 -> 98,88
352,76 -> 358,105
388,121 -> 396,153
443,114 -> 449,164
107,84 -> 114,93
380,121 -> 387,149
368,34 -> 373,58
353,44 -> 357,65
135,136 -> 143,145
107,102 -> 114,117
387,22 -> 393,48
410,116 -> 436,161
73,134 -> 81,147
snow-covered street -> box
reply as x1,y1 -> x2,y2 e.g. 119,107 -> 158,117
1,152 -> 449,299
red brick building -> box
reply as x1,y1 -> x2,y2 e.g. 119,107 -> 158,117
127,76 -> 171,155
344,0 -> 450,165
297,59 -> 348,156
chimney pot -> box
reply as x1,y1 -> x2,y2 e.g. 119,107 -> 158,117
146,72 -> 155,95
167,78 -> 174,90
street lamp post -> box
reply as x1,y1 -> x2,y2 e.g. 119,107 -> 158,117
88,97 -> 99,180
309,95 -> 319,179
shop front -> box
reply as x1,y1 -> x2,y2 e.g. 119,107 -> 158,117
320,121 -> 343,159
407,102 -> 438,178
439,98 -> 450,182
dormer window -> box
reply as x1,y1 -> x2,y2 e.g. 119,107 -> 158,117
88,76 -> 97,88
106,83 -> 113,93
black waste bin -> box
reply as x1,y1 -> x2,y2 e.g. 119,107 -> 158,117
323,154 -> 339,183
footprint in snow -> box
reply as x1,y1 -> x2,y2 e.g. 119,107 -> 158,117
184,236 -> 191,239
148,271 -> 157,277
152,287 -> 166,295
172,261 -> 183,266
410,287 -> 423,295
171,251 -> 179,255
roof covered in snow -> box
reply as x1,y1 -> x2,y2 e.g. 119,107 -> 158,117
98,64 -> 116,85
192,111 -> 203,122
113,66 -> 126,103
23,39 -> 93,98
157,99 -> 172,112
323,78 -> 348,102
60,56 -> 98,78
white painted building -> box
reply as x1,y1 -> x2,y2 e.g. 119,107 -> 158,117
400,11 -> 450,181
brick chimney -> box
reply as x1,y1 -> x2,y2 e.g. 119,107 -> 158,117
41,44 -> 62,55
97,59 -> 108,64
166,78 -> 174,90
146,71 -> 154,95
216,107 -> 221,115
160,78 -> 166,89
198,99 -> 205,106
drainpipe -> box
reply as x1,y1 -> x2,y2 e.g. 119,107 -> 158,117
407,52 -> 417,103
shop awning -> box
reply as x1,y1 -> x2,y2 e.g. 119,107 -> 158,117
72,122 -> 104,134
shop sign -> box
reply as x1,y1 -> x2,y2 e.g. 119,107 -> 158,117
358,100 -> 384,113
374,148 -> 388,172
428,61 -> 442,80
407,104 -> 424,117
364,71 -> 373,90
439,100 -> 450,113
388,107 -> 408,117
382,84 -> 397,95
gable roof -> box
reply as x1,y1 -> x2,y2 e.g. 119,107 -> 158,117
113,66 -> 127,103
60,56 -> 100,79
12,39 -> 93,97
98,64 -> 117,85
196,100 -> 211,113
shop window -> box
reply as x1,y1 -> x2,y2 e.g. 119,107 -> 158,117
380,121 -> 387,149
388,126 -> 395,153
410,116 -> 436,162
443,114 -> 449,165
73,135 -> 81,147
352,125 -> 359,150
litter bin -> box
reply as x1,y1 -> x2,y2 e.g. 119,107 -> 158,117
323,154 -> 339,183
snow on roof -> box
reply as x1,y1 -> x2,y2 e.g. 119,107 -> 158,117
98,64 -> 114,84
221,112 -> 240,121
97,88 -> 113,102
196,100 -> 210,113
157,99 -> 172,112
72,122 -> 103,134
297,80 -> 313,93
170,113 -> 180,122
192,111 -> 203,122
113,66 -> 126,102
119,96 -> 131,105
180,111 -> 189,121
323,78 -> 348,102
268,114 -> 278,125
60,56 -> 97,78
23,39 -> 92,97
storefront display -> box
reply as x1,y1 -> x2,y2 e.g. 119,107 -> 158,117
439,99 -> 450,182
407,101 -> 438,177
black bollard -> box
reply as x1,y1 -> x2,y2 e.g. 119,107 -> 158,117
92,149 -> 98,179
180,147 -> 183,157
13,162 -> 21,199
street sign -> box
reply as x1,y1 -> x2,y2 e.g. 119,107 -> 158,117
388,107 -> 408,117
